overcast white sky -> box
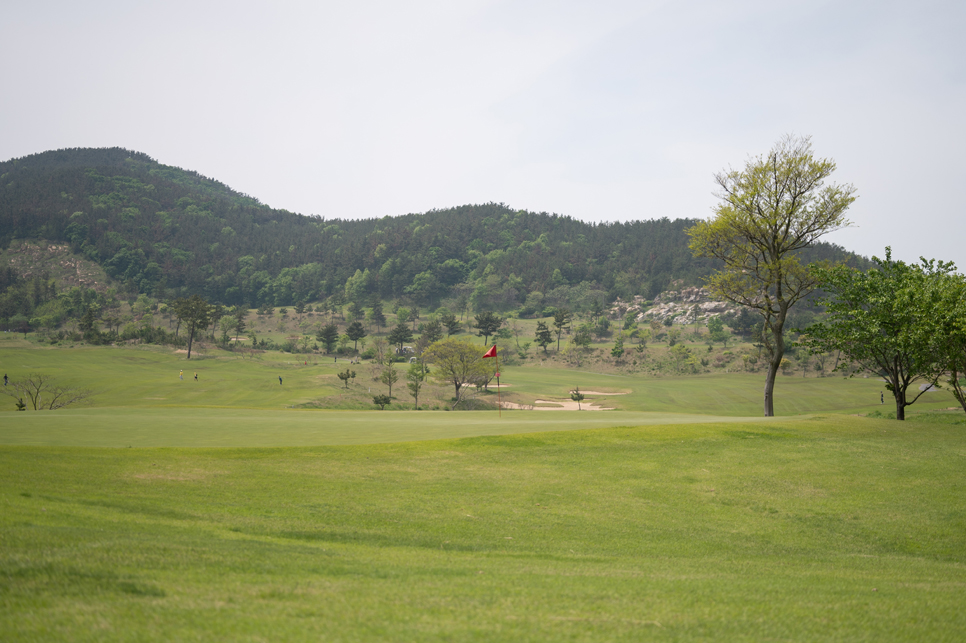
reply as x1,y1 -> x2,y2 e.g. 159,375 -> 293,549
3,0 -> 964,268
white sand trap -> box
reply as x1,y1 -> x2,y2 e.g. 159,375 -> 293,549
501,399 -> 614,411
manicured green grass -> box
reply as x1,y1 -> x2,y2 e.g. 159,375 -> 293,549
3,416 -> 965,641
3,340 -> 964,639
2,338 -> 958,419
0,407 -> 773,447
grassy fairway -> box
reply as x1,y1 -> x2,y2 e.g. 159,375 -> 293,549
1,338 -> 958,422
2,416 -> 965,641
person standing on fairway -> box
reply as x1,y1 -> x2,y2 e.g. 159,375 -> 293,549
279,375 -> 283,385
180,369 -> 183,381
194,372 -> 198,381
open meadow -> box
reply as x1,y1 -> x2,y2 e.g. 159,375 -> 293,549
2,338 -> 965,641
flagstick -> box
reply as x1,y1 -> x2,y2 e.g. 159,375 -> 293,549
496,348 -> 502,418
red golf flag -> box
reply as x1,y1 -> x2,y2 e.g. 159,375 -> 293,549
482,345 -> 497,358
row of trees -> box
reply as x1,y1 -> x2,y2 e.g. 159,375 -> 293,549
690,134 -> 964,420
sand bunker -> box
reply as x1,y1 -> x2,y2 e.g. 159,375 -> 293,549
500,398 -> 614,411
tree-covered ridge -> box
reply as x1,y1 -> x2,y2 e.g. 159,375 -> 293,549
0,147 -> 864,309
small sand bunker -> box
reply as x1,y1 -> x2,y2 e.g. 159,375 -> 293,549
501,398 -> 614,411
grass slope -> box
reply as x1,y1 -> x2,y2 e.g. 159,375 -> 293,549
2,417 -> 965,641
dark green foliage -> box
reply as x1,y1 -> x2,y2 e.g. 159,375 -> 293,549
441,314 -> 461,336
474,311 -> 502,345
421,319 -> 443,345
388,323 -> 414,351
370,301 -> 386,332
799,249 -> 955,420
170,295 -> 210,359
552,308 -> 572,352
727,307 -> 759,337
372,394 -> 391,409
534,321 -> 553,353
570,386 -> 585,409
337,368 -> 356,389
316,323 -> 339,353
0,268 -> 57,331
0,148 -> 867,308
345,321 -> 367,350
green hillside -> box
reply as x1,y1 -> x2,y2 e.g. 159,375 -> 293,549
0,148 -> 865,312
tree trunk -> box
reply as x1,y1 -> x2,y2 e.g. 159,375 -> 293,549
186,326 -> 194,359
764,363 -> 777,416
895,394 -> 906,420
763,319 -> 786,417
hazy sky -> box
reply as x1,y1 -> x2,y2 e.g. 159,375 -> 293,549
3,0 -> 964,268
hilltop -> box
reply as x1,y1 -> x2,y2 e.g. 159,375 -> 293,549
0,147 -> 866,313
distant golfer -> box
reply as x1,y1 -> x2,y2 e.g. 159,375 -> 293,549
881,391 -> 884,404
194,372 -> 198,381
3,374 -> 7,386
180,369 -> 183,381
279,376 -> 283,385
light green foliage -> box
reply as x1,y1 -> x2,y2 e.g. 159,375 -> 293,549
669,343 -> 697,373
667,327 -> 681,347
218,316 -> 235,344
572,323 -> 593,348
707,316 -> 730,347
689,135 -> 856,416
379,356 -> 399,397
707,315 -> 724,335
406,361 -> 426,409
422,337 -> 489,407
611,336 -> 624,362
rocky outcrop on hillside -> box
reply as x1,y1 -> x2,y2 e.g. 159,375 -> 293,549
609,286 -> 739,325
2,240 -> 109,292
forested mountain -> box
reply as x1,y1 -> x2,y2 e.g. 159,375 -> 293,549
0,148 -> 865,312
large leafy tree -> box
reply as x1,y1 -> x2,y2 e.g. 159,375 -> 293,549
689,135 -> 856,416
171,294 -> 211,359
422,337 -> 490,409
799,249 -> 954,420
